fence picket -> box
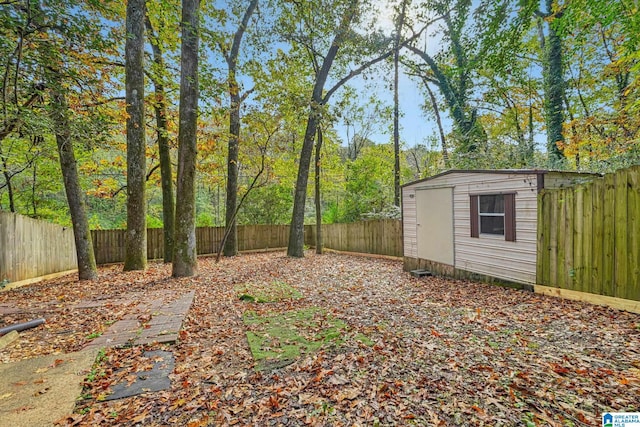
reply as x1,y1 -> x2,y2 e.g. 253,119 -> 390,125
537,166 -> 639,301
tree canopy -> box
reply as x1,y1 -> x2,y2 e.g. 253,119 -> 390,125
1,0 -> 638,251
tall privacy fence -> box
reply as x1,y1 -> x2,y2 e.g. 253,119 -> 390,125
537,165 -> 640,301
92,220 -> 403,265
0,212 -> 78,283
0,215 -> 402,283
91,224 -> 292,265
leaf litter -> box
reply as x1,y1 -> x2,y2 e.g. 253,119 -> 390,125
0,251 -> 638,426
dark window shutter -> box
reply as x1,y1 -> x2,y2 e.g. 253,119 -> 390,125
470,195 -> 479,238
504,193 -> 516,241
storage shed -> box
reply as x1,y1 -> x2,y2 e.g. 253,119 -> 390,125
402,170 -> 597,286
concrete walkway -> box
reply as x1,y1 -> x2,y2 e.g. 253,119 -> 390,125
84,290 -> 194,349
0,290 -> 195,426
0,349 -> 98,427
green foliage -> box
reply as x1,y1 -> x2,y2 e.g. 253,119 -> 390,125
237,184 -> 293,225
341,144 -> 395,222
2,0 -> 639,233
243,307 -> 347,370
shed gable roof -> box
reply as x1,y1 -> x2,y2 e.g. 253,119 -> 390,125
401,169 -> 600,189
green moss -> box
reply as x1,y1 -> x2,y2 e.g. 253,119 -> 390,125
236,280 -> 303,303
354,333 -> 374,346
243,308 -> 346,370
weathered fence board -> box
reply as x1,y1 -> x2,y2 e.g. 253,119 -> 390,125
0,212 -> 77,283
91,224 -> 292,265
538,166 -> 640,301
312,219 -> 403,257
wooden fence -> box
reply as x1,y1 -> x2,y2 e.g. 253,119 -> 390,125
91,221 -> 402,265
537,165 -> 640,301
0,212 -> 77,283
1,214 -> 402,283
92,224 -> 291,265
307,220 -> 403,257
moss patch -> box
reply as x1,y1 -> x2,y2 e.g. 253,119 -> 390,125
243,308 -> 346,370
354,332 -> 375,346
236,280 -> 302,303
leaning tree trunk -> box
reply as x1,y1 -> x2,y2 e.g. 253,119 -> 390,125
49,88 -> 98,281
392,0 -> 407,207
314,126 -> 323,255
124,0 -> 147,271
224,82 -> 240,256
223,0 -> 258,257
424,82 -> 449,167
287,113 -> 320,258
287,0 -> 357,258
172,0 -> 200,277
145,16 -> 175,263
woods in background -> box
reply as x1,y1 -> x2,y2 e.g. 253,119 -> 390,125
1,0 -> 638,258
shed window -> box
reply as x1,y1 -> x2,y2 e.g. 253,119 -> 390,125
470,193 -> 516,241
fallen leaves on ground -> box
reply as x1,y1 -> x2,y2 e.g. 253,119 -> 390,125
1,251 -> 639,426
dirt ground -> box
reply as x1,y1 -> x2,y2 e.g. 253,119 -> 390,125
0,251 -> 638,426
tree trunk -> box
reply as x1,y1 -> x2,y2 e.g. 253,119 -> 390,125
424,82 -> 449,168
32,161 -> 37,216
124,0 -> 147,271
287,0 -> 358,258
155,85 -> 175,263
224,83 -> 240,256
541,2 -> 565,166
49,88 -> 98,281
173,0 -> 200,277
314,126 -> 323,255
223,0 -> 258,257
145,16 -> 175,263
393,0 -> 407,207
2,169 -> 14,212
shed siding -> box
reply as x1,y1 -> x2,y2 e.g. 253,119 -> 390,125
402,186 -> 417,258
404,172 -> 539,284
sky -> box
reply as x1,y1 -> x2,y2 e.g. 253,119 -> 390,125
330,0 -> 448,149
334,71 -> 440,148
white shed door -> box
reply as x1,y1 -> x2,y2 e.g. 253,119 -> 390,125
416,188 -> 454,265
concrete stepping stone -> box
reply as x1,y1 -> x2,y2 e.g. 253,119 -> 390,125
105,350 -> 174,401
85,290 -> 195,349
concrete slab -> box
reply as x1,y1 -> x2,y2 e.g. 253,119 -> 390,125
0,349 -> 98,427
105,350 -> 174,401
84,290 -> 194,350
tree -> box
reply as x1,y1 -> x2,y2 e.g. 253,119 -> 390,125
286,0 -> 361,257
215,0 -> 260,257
536,0 -> 566,166
403,0 -> 487,159
3,2 -> 119,279
343,143 -> 396,221
314,125 -> 324,254
145,6 -> 177,263
173,0 -> 201,277
554,0 -> 640,170
392,0 -> 408,206
48,77 -> 98,280
124,0 -> 147,271
283,0 -> 402,257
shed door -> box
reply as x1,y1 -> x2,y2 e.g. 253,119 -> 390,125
416,188 -> 454,265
